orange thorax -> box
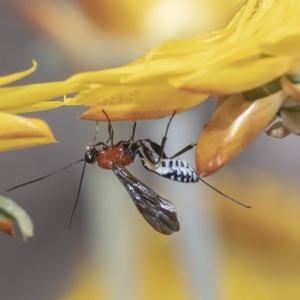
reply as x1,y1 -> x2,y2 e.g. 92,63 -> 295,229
97,144 -> 133,169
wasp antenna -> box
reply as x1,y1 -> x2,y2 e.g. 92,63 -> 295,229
102,110 -> 114,147
199,178 -> 251,208
68,160 -> 87,230
6,158 -> 85,192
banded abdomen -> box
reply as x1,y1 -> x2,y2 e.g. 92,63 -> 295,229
139,155 -> 199,183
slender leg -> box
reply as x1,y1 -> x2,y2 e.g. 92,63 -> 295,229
132,138 -> 196,161
131,122 -> 137,141
102,110 -> 114,147
92,121 -> 99,144
168,143 -> 197,159
141,145 -> 157,164
130,138 -> 152,153
156,111 -> 176,164
149,140 -> 197,159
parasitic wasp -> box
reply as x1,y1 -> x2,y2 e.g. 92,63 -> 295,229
7,111 -> 250,235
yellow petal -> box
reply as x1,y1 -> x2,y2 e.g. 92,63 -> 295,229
67,57 -> 145,85
196,92 -> 285,176
6,101 -> 63,114
76,84 -> 208,121
261,34 -> 300,58
0,61 -> 37,86
0,112 -> 57,151
0,81 -> 89,112
66,0 -> 300,103
171,56 -> 292,95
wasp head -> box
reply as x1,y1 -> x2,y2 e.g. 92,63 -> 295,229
85,145 -> 99,164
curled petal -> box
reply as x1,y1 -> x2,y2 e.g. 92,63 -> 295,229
197,92 -> 285,176
0,112 -> 57,151
0,61 -> 37,87
75,84 -> 208,121
0,195 -> 33,240
0,220 -> 14,236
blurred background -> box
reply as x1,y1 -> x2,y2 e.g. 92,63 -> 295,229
1,0 -> 300,299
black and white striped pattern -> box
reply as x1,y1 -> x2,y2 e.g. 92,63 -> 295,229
139,155 -> 199,183
160,159 -> 199,183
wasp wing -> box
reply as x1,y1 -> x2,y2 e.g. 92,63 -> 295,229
112,165 -> 180,235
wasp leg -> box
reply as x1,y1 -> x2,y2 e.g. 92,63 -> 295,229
131,121 -> 137,141
168,142 -> 197,159
92,121 -> 99,144
148,140 -> 196,160
155,111 -> 176,164
141,145 -> 157,164
133,138 -> 196,163
131,138 -> 153,153
102,110 -> 114,147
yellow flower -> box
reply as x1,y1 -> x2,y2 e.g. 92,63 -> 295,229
0,62 -> 90,239
0,61 -> 88,151
66,0 -> 300,175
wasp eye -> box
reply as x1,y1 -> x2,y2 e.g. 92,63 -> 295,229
85,147 -> 98,164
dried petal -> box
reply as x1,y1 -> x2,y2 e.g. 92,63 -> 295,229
281,76 -> 300,102
280,110 -> 300,135
265,121 -> 291,139
197,92 -> 285,176
0,195 -> 33,240
0,220 -> 14,236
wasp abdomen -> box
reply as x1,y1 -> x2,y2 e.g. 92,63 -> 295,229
160,159 -> 199,183
139,156 -> 199,183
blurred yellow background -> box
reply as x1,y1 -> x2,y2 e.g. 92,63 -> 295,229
1,1 -> 300,299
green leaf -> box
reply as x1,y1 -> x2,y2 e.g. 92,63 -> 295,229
0,195 -> 33,240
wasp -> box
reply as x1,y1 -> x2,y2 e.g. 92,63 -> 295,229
7,111 -> 250,235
